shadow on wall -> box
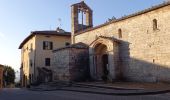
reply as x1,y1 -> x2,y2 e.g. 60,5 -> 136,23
124,57 -> 170,83
69,48 -> 90,82
118,39 -> 170,83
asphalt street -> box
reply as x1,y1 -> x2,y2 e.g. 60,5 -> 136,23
0,88 -> 170,100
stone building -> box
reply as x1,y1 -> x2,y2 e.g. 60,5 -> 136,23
19,28 -> 71,87
52,42 -> 89,81
20,1 -> 170,84
0,64 -> 4,88
69,1 -> 170,82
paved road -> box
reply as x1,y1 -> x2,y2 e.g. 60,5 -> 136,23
0,88 -> 170,100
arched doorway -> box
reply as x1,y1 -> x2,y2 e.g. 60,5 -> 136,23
89,36 -> 120,82
102,54 -> 109,81
94,43 -> 109,81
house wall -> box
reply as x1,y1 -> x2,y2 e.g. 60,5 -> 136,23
21,36 -> 36,86
35,35 -> 70,69
21,34 -> 71,86
74,5 -> 170,82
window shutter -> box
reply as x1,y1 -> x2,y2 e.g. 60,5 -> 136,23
43,41 -> 45,50
50,42 -> 53,50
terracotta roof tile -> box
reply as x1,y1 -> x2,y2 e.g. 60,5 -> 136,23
53,42 -> 88,52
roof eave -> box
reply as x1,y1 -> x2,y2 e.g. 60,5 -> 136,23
75,2 -> 170,36
19,32 -> 71,49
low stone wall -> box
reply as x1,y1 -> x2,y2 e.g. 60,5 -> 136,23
52,47 -> 89,82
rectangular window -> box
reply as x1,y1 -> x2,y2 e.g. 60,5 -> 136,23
153,19 -> 158,31
43,41 -> 53,50
45,58 -> 51,66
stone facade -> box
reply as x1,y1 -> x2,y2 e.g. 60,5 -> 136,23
73,2 -> 170,82
20,1 -> 170,84
52,43 -> 89,81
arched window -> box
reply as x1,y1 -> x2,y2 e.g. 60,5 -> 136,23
153,19 -> 158,30
118,29 -> 122,38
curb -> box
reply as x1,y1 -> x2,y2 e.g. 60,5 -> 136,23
59,88 -> 170,96
28,87 -> 170,96
72,83 -> 143,90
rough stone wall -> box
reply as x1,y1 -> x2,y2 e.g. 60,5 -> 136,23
69,48 -> 89,81
71,1 -> 93,44
52,49 -> 70,81
74,5 -> 170,82
52,48 -> 89,81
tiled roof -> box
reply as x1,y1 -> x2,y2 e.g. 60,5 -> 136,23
89,36 -> 121,46
99,36 -> 120,43
53,42 -> 88,52
19,30 -> 71,49
75,1 -> 170,36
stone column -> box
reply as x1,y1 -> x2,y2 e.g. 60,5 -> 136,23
89,48 -> 97,79
107,42 -> 116,81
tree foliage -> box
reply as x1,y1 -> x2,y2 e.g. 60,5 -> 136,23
3,65 -> 15,85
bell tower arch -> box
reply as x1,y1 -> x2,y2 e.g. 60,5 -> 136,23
71,1 -> 93,44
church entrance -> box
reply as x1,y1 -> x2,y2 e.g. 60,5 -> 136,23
101,54 -> 109,81
94,43 -> 110,81
89,36 -> 120,82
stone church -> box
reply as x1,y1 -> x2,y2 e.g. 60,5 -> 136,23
52,1 -> 170,83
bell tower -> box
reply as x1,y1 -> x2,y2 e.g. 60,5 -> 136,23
71,1 -> 93,44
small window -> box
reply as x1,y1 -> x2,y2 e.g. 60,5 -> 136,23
153,19 -> 158,30
65,42 -> 70,46
45,58 -> 51,66
118,29 -> 122,38
43,41 -> 53,50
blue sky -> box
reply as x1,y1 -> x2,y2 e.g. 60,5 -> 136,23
0,0 -> 166,72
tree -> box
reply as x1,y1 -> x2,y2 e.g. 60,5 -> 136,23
3,65 -> 15,86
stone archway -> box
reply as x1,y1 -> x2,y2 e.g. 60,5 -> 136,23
94,43 -> 107,80
94,43 -> 109,81
89,36 -> 120,82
